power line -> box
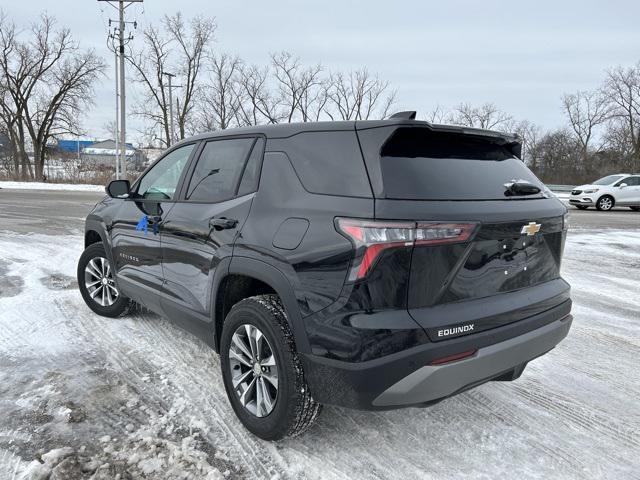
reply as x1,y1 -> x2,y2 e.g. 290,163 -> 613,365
98,0 -> 143,180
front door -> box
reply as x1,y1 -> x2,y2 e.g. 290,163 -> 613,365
160,137 -> 263,328
110,143 -> 196,308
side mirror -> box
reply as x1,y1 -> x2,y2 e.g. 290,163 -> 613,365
106,179 -> 130,198
619,183 -> 628,189
142,201 -> 163,217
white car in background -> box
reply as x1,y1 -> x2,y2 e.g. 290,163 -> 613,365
570,174 -> 640,211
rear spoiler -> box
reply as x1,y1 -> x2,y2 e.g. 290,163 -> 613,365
432,124 -> 522,159
356,119 -> 523,159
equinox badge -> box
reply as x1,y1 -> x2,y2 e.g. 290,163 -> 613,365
521,222 -> 541,236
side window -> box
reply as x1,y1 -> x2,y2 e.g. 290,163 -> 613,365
238,138 -> 265,196
186,138 -> 254,202
137,144 -> 195,200
625,177 -> 640,186
283,131 -> 372,197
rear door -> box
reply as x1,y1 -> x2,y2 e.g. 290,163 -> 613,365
357,124 -> 570,340
159,136 -> 263,325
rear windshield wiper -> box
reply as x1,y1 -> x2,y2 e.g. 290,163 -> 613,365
503,179 -> 541,196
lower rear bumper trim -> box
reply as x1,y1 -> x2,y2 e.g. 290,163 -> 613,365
372,316 -> 571,407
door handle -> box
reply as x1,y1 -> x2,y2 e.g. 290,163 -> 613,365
209,217 -> 238,230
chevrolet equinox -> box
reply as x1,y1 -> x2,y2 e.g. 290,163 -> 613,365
78,112 -> 573,440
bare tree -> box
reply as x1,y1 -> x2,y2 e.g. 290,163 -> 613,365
198,53 -> 244,131
603,63 -> 640,171
326,69 -> 396,120
561,89 -> 610,162
528,128 -> 581,184
235,64 -> 284,125
271,51 -> 325,122
0,12 -> 105,180
166,14 -> 215,139
424,105 -> 447,123
507,119 -> 542,166
448,102 -> 513,130
127,13 -> 215,147
598,116 -> 639,174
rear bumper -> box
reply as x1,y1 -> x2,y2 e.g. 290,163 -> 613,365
373,316 -> 570,406
301,301 -> 572,410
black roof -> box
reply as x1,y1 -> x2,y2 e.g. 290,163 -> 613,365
177,117 -> 520,146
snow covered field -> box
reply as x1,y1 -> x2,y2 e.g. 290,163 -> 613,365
0,182 -> 105,193
0,212 -> 639,478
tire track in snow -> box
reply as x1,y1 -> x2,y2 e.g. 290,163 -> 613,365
130,310 -> 285,479
55,296 -> 284,479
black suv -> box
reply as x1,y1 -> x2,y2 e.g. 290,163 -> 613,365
78,113 -> 572,440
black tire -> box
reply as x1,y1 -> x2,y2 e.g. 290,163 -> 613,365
220,294 -> 321,440
596,195 -> 614,211
77,243 -> 132,318
630,206 -> 640,211
574,205 -> 589,210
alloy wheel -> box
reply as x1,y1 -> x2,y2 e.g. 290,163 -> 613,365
599,197 -> 613,211
228,324 -> 279,417
84,257 -> 119,307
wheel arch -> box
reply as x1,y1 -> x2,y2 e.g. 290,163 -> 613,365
212,256 -> 310,355
85,229 -> 102,248
84,218 -> 117,276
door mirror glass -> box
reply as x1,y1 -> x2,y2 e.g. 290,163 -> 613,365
106,179 -> 130,198
139,201 -> 163,217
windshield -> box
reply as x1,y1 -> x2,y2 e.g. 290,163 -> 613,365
593,175 -> 624,185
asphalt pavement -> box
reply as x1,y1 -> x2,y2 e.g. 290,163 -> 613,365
0,188 -> 103,235
1,187 -> 639,233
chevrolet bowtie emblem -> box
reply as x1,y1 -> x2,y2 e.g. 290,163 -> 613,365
521,222 -> 541,236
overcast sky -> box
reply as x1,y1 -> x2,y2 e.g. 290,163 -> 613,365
6,0 -> 640,142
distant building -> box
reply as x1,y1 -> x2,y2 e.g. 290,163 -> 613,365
83,139 -> 144,170
55,138 -> 144,170
56,139 -> 95,155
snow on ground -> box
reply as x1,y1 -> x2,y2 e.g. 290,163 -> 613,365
0,182 -> 105,193
0,228 -> 639,479
551,191 -> 571,201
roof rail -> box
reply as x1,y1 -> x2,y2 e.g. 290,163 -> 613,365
389,111 -> 417,120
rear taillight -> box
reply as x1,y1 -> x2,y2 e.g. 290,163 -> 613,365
336,218 -> 477,281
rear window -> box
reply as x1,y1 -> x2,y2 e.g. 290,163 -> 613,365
283,131 -> 372,197
379,127 -> 543,200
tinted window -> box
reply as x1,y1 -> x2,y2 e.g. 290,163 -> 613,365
187,138 -> 254,202
137,144 -> 194,200
379,127 -> 542,200
284,131 -> 371,197
238,138 -> 265,196
619,176 -> 640,186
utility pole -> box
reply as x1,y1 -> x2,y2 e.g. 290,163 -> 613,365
100,0 -> 142,179
117,1 -> 127,179
163,72 -> 176,146
114,46 -> 120,179
162,72 -> 183,147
